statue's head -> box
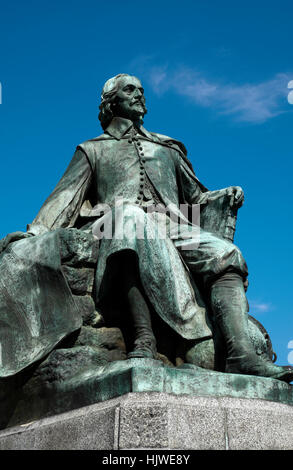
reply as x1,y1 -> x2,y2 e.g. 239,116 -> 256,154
99,74 -> 147,130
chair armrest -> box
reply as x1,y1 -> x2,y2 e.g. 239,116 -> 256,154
200,193 -> 239,242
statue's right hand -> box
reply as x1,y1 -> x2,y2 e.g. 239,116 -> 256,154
0,231 -> 34,254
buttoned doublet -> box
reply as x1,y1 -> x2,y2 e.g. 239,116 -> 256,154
28,117 -> 247,340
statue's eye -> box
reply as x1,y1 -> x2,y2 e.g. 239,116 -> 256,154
124,85 -> 135,93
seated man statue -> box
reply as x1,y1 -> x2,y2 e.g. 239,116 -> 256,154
0,73 -> 292,384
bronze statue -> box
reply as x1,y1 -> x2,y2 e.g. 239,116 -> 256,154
1,73 -> 292,384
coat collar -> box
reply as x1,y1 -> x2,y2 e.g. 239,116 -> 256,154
105,117 -> 152,140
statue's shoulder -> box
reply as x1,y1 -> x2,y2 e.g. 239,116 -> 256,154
78,133 -> 112,151
150,131 -> 195,173
76,133 -> 112,160
74,134 -> 112,170
149,131 -> 187,156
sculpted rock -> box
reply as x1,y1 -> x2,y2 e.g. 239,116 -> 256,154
58,228 -> 99,266
62,266 -> 95,295
72,295 -> 104,327
32,325 -> 127,385
75,326 -> 126,354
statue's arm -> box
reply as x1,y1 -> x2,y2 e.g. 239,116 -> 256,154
27,148 -> 93,236
1,148 -> 93,253
197,187 -> 244,208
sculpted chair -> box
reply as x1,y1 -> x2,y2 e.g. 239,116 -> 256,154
174,191 -> 276,370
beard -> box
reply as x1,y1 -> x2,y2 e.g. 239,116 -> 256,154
114,98 -> 147,122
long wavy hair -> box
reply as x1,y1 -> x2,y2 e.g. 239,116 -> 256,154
98,74 -> 147,130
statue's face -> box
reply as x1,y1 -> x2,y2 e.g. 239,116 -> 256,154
114,76 -> 146,121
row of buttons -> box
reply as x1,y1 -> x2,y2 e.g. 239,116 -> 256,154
129,135 -> 147,204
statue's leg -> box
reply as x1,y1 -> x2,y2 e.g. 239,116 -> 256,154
116,250 -> 157,359
210,271 -> 293,382
177,226 -> 293,382
95,205 -> 210,356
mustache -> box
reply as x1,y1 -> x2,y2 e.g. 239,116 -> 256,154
131,97 -> 146,106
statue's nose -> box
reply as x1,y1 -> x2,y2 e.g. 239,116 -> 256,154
135,88 -> 142,98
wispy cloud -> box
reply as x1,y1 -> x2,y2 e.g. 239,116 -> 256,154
129,57 -> 291,123
249,300 -> 274,313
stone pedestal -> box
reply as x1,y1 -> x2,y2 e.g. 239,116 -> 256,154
2,359 -> 293,430
2,360 -> 293,449
1,392 -> 293,450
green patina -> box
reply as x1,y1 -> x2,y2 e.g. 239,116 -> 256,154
0,73 -> 292,429
2,359 -> 293,429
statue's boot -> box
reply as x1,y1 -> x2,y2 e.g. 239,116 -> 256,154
210,272 -> 293,383
117,251 -> 157,359
127,327 -> 157,359
126,285 -> 157,360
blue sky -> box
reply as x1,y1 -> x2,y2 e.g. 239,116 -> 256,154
0,0 -> 293,365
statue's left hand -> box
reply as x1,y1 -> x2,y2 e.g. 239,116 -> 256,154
0,231 -> 34,254
226,186 -> 244,208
